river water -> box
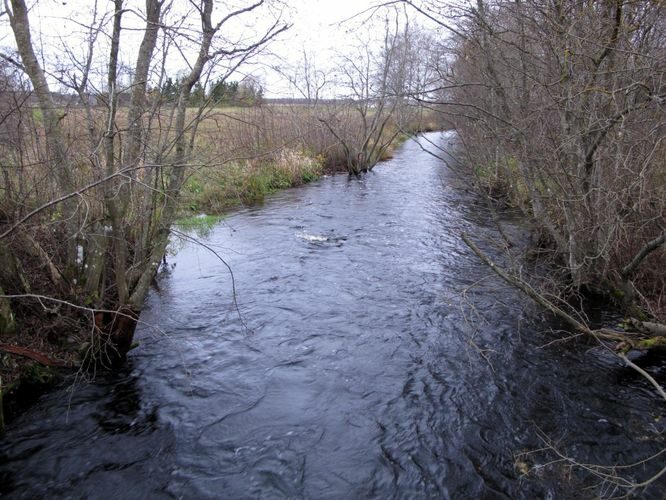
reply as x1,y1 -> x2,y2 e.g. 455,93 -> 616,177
0,132 -> 664,498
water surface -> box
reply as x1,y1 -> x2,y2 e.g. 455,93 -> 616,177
1,132 -> 664,498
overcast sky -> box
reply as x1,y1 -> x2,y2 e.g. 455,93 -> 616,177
267,0 -> 407,96
0,0 -> 427,98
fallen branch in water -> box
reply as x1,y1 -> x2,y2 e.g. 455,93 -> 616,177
461,234 -> 623,341
460,232 -> 666,403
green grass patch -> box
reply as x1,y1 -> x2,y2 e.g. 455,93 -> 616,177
173,214 -> 224,239
179,149 -> 323,216
472,156 -> 534,208
31,108 -> 43,124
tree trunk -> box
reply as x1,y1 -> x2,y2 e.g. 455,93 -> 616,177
129,0 -> 217,309
0,286 -> 14,336
123,0 -> 162,169
82,223 -> 109,301
8,0 -> 78,272
94,307 -> 139,366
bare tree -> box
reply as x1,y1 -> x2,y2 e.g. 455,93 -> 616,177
0,0 -> 288,362
317,14 -> 425,175
403,0 -> 666,320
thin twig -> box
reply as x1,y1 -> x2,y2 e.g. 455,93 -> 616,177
169,228 -> 253,334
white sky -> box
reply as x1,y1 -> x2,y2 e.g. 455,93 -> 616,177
0,0 -> 430,98
267,0 -> 405,96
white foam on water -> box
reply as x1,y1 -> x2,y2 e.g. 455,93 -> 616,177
295,231 -> 328,243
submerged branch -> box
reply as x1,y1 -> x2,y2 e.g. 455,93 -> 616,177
461,232 -> 594,336
460,232 -> 666,404
0,343 -> 66,367
619,353 -> 666,402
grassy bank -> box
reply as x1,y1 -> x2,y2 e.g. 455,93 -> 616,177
178,148 -> 324,217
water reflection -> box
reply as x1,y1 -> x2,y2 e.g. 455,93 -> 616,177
93,369 -> 159,436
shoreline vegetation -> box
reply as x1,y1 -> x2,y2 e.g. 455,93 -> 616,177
176,110 -> 437,222
441,1 -> 666,345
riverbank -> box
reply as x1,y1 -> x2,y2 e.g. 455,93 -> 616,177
0,339 -> 74,432
176,107 -> 441,219
177,148 -> 324,217
471,157 -> 666,321
446,0 -> 666,331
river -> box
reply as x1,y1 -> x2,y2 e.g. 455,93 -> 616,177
0,132 -> 663,498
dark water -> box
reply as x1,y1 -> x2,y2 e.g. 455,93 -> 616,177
1,132 -> 664,499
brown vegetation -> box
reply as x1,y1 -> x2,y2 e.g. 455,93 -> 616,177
414,0 -> 666,324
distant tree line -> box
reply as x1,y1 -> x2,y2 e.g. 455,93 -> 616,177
160,76 -> 264,107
